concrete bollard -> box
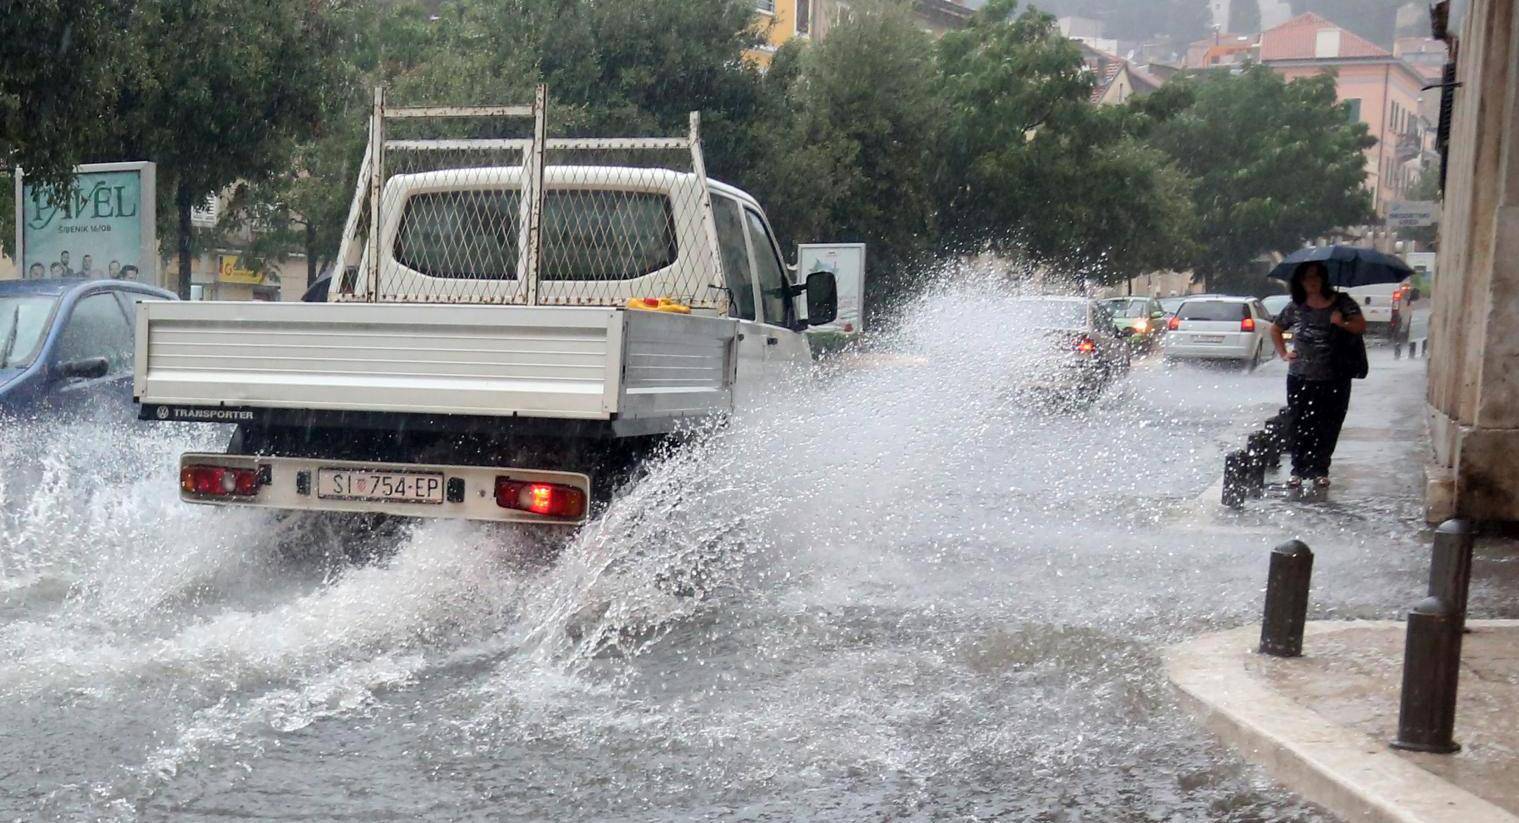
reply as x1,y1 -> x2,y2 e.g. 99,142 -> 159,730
1259,540 -> 1313,657
1391,596 -> 1463,754
1245,434 -> 1268,498
1250,428 -> 1280,471
1223,449 -> 1249,508
1276,405 -> 1297,456
1428,519 -> 1475,619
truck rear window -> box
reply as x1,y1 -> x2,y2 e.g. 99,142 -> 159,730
394,189 -> 677,281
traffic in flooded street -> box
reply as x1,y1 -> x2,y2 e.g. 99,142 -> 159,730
9,0 -> 1519,819
2,282 -> 1495,821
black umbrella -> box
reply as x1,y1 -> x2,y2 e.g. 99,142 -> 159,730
1267,245 -> 1415,288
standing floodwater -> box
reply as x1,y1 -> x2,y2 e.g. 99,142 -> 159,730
0,281 -> 1445,820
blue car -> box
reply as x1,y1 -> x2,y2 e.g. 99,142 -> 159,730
0,278 -> 177,418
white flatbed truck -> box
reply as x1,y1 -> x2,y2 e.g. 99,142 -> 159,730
134,88 -> 838,525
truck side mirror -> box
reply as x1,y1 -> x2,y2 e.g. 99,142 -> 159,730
59,357 -> 110,380
805,270 -> 838,326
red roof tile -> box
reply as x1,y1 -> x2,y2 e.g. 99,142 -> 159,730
1260,12 -> 1388,61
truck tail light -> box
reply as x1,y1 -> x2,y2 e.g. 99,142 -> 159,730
181,465 -> 260,497
495,479 -> 587,519
1240,317 -> 1256,332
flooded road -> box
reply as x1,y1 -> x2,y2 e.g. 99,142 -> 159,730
2,284 -> 1509,821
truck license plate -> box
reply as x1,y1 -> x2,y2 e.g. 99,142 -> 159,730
317,469 -> 445,504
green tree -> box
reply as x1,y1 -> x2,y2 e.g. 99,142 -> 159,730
0,0 -> 133,195
749,0 -> 944,305
934,0 -> 1197,286
1145,65 -> 1375,292
1229,0 -> 1261,34
219,1 -> 438,286
99,0 -> 346,297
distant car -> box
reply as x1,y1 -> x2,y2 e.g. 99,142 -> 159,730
1261,294 -> 1294,343
0,278 -> 177,417
1162,296 -> 1274,370
1100,296 -> 1167,351
1261,294 -> 1291,319
1009,296 -> 1130,403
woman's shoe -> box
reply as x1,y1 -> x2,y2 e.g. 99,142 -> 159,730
1315,476 -> 1331,488
1287,475 -> 1303,488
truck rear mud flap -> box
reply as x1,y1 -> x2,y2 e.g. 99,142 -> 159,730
177,453 -> 592,526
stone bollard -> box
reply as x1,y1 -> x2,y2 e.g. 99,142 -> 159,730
1245,434 -> 1268,498
1250,427 -> 1281,471
1391,596 -> 1463,754
1276,405 -> 1297,456
1428,519 -> 1475,620
1223,449 -> 1250,509
1259,540 -> 1313,657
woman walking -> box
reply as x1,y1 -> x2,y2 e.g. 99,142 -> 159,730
1269,261 -> 1367,488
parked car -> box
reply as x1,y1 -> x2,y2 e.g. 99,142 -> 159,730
1162,296 -> 1274,370
0,278 -> 177,418
1009,296 -> 1130,403
1100,296 -> 1167,351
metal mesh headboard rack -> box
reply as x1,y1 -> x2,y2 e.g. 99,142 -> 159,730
330,84 -> 728,309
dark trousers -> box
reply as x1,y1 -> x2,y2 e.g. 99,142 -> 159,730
1287,375 -> 1353,478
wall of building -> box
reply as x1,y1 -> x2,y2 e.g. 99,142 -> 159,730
1271,60 -> 1428,211
1425,0 -> 1519,522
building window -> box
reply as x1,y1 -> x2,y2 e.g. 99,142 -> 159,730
796,0 -> 810,34
755,0 -> 774,13
1345,98 -> 1362,123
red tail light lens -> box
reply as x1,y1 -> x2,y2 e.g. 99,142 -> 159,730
495,479 -> 587,519
1167,315 -> 1180,331
1074,336 -> 1097,355
180,465 -> 260,497
1240,317 -> 1256,332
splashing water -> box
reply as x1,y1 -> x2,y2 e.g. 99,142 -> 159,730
0,276 -> 1447,820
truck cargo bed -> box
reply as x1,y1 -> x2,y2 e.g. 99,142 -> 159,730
134,302 -> 737,434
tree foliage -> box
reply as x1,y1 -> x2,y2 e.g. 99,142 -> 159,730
0,0 -> 133,190
749,0 -> 943,301
1145,65 -> 1375,292
1228,0 -> 1261,36
4,0 -> 1391,305
935,0 -> 1196,285
99,0 -> 346,295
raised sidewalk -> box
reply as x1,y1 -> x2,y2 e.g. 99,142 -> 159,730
1167,621 -> 1519,823
1167,348 -> 1519,823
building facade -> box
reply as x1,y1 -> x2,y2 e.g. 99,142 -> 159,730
1260,13 -> 1434,214
1425,0 -> 1519,523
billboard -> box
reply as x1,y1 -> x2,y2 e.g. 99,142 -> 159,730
14,162 -> 157,283
797,243 -> 865,335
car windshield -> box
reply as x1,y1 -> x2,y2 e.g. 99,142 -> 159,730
0,295 -> 59,369
1011,300 -> 1087,329
1177,300 -> 1248,321
1102,299 -> 1150,318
